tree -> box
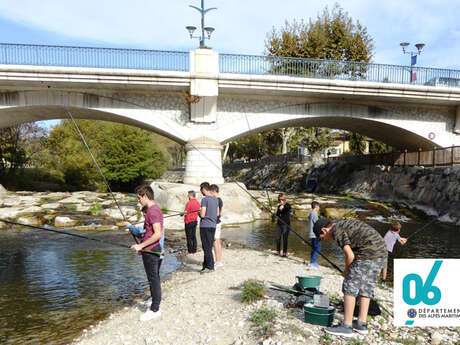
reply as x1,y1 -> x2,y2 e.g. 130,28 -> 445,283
349,132 -> 367,154
0,123 -> 46,177
44,120 -> 166,190
299,128 -> 334,155
265,3 -> 374,78
369,140 -> 395,154
227,130 -> 282,162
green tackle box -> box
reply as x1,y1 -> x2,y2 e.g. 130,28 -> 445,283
303,303 -> 335,327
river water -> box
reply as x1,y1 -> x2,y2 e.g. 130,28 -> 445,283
0,229 -> 180,345
1,214 -> 459,344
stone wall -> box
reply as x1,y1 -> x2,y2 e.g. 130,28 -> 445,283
224,161 -> 460,225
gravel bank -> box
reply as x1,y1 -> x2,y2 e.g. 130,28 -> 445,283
73,248 -> 458,345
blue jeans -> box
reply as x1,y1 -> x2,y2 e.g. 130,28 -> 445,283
310,238 -> 321,263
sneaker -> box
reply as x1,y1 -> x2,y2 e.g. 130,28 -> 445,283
380,281 -> 386,288
200,268 -> 214,274
139,309 -> 161,321
275,251 -> 280,256
352,319 -> 368,335
282,253 -> 287,257
324,322 -> 353,337
309,262 -> 320,268
215,262 -> 223,268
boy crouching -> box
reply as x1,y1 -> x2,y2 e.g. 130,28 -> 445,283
314,218 -> 387,337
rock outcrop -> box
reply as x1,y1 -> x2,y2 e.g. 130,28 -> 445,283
225,161 -> 460,225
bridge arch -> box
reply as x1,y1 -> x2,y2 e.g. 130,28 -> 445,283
216,102 -> 454,150
0,90 -> 191,144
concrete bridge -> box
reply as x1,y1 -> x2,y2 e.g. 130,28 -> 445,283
0,43 -> 459,184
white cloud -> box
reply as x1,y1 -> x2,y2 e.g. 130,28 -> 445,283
0,0 -> 458,68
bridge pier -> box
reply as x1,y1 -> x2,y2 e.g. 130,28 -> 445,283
183,137 -> 224,185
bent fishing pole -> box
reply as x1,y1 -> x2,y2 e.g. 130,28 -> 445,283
0,219 -> 161,256
66,109 -> 139,245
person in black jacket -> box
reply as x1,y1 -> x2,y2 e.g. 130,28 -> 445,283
275,193 -> 291,257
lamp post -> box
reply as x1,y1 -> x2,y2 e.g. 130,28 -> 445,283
400,42 -> 425,83
185,0 -> 217,48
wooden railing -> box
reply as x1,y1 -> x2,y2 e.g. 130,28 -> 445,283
329,146 -> 460,167
223,146 -> 460,169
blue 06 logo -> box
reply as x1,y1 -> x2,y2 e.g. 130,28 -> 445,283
402,260 -> 442,306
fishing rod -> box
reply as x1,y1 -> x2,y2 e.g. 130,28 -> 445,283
405,217 -> 437,240
66,109 -> 139,245
163,209 -> 201,219
0,219 -> 161,256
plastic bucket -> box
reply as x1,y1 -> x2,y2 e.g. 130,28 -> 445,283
296,275 -> 322,289
304,303 -> 335,326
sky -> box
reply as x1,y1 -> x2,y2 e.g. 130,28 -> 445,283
0,0 -> 459,69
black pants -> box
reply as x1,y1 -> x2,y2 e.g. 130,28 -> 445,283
275,223 -> 290,253
200,226 -> 216,270
142,251 -> 162,312
185,221 -> 198,253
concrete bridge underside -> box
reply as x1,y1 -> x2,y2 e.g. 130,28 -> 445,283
0,90 -> 456,150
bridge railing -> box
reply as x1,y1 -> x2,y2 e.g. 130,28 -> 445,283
224,146 -> 460,170
0,43 -> 189,71
1,43 -> 460,88
219,53 -> 460,88
329,146 -> 460,167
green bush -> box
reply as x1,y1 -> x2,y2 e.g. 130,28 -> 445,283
249,307 -> 277,337
241,280 -> 266,304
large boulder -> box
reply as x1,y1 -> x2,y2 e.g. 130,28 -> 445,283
101,207 -> 138,220
54,216 -> 79,227
151,182 -> 264,230
17,216 -> 42,226
323,207 -> 353,219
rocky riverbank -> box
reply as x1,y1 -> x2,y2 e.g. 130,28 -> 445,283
73,247 -> 457,345
224,162 -> 460,225
0,182 -> 265,231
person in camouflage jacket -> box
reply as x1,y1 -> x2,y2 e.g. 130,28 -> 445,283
313,218 -> 387,337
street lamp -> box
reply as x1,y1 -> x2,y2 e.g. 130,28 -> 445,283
400,42 -> 425,83
185,1 -> 217,48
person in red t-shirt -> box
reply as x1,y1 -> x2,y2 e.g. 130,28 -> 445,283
184,190 -> 200,255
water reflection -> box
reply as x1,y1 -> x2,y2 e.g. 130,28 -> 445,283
223,217 -> 460,276
0,230 -> 179,345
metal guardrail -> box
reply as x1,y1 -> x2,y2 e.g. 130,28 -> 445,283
330,146 -> 460,167
1,43 -> 459,88
0,43 -> 189,71
219,53 -> 460,88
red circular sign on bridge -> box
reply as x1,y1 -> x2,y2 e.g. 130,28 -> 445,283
428,132 -> 436,140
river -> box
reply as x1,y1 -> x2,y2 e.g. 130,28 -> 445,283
0,229 -> 180,345
1,212 -> 459,344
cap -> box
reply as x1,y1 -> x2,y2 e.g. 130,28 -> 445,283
313,218 -> 331,239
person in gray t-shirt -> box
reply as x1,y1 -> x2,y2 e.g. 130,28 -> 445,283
307,201 -> 321,267
199,182 -> 219,273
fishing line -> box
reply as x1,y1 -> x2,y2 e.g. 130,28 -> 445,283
0,219 -> 160,256
66,109 -> 139,245
405,217 -> 437,240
